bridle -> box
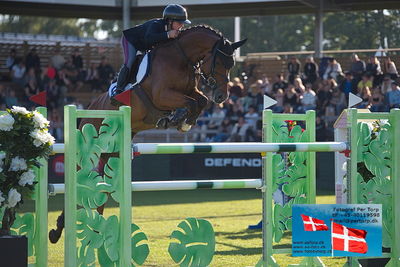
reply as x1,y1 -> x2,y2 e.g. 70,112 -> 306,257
175,37 -> 233,93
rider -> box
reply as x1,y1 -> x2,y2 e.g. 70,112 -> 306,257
112,4 -> 191,99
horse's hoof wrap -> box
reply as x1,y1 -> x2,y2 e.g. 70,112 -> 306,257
179,123 -> 192,132
156,118 -> 169,129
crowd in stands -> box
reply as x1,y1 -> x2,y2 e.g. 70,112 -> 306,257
2,46 -> 400,143
1,47 -> 116,141
193,54 -> 400,142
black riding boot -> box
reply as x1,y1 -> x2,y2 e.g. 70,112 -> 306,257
114,64 -> 130,96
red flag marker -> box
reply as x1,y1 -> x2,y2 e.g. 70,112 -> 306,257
300,214 -> 329,231
114,90 -> 132,106
29,91 -> 47,106
332,222 -> 368,254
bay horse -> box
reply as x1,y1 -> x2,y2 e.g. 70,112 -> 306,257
49,25 -> 246,243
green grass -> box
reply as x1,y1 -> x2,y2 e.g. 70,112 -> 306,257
37,189 -> 347,266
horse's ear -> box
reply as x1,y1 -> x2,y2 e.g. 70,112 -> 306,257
231,38 -> 247,50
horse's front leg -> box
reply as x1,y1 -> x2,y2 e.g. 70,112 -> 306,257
185,89 -> 209,126
153,88 -> 198,131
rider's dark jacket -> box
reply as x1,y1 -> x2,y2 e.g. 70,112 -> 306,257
123,19 -> 169,52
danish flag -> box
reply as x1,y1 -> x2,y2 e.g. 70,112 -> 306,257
332,222 -> 368,254
300,214 -> 329,231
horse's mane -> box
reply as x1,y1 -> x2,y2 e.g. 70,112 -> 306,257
179,24 -> 223,39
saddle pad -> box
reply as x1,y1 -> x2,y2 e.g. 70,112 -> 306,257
108,53 -> 150,97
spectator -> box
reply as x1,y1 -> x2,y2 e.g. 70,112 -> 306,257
241,89 -> 255,113
253,81 -> 265,112
357,74 -> 373,94
193,109 -> 210,142
48,109 -> 63,141
11,58 -> 26,87
229,77 -> 245,102
383,57 -> 398,80
350,54 -> 366,82
316,82 -> 332,113
287,57 -> 301,84
329,87 -> 346,115
206,104 -> 226,141
228,116 -> 252,142
294,76 -> 306,94
225,100 -> 244,123
283,103 -> 293,114
272,73 -> 288,94
5,48 -> 17,71
316,116 -> 327,141
51,49 -> 66,71
299,83 -> 317,112
272,88 -> 285,113
387,82 -> 400,109
213,117 -> 233,142
5,89 -> 18,108
24,78 -> 39,107
62,57 -> 80,91
71,48 -> 85,83
370,87 -> 385,112
303,56 -> 318,85
323,58 -> 343,81
25,67 -> 37,85
97,57 -> 115,90
42,62 -> 57,85
45,79 -> 61,110
357,86 -> 372,109
71,48 -> 83,70
244,105 -> 259,129
85,62 -> 100,92
25,48 -> 41,77
0,84 -> 6,109
284,84 -> 300,111
339,72 -> 357,97
381,74 -> 393,95
259,75 -> 271,95
366,56 -> 382,85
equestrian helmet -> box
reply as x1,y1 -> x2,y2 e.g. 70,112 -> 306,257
163,4 -> 191,24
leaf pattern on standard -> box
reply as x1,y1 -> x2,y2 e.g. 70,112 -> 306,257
98,117 -> 122,153
356,121 -> 393,248
77,208 -> 106,267
169,218 -> 215,267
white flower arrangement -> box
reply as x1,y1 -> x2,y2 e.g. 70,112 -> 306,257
6,188 -> 21,208
0,113 -> 15,131
30,129 -> 55,147
32,110 -> 50,129
18,170 -> 35,186
0,151 -> 5,173
10,106 -> 29,115
0,106 -> 54,234
0,192 -> 4,206
9,156 -> 27,172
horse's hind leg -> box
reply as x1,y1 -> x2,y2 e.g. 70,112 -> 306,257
49,155 -> 109,244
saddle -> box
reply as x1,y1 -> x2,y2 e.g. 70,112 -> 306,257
130,53 -> 151,86
109,52 -> 171,126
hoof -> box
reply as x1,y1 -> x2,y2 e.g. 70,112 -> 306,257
49,229 -> 61,244
178,122 -> 192,132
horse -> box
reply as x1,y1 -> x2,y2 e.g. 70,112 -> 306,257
49,25 -> 246,243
